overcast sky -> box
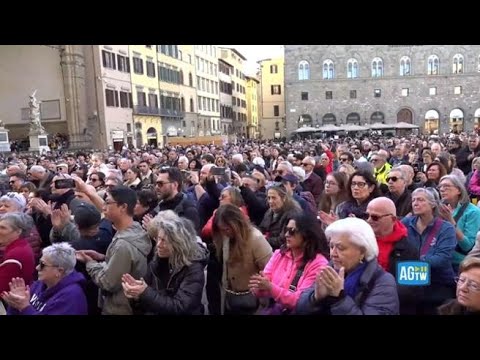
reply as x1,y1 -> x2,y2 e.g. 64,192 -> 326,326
219,45 -> 284,75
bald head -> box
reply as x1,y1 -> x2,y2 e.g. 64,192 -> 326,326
366,197 -> 397,237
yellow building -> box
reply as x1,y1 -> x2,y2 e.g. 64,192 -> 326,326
258,57 -> 285,139
157,45 -> 185,139
128,45 -> 162,147
246,76 -> 260,138
178,45 -> 198,137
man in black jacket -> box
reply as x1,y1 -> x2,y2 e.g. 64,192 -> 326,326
152,167 -> 199,232
385,167 -> 412,218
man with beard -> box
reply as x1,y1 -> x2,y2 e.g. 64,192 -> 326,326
147,167 -> 199,232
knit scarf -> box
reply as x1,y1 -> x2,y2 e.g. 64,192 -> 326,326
376,220 -> 407,271
344,262 -> 368,298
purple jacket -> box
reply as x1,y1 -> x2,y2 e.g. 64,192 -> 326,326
8,270 -> 88,315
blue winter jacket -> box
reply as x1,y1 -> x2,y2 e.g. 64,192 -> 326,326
401,216 -> 456,286
295,259 -> 399,315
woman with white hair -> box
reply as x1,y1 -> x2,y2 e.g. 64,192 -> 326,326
0,192 -> 42,262
296,217 -> 399,315
2,242 -> 88,315
438,175 -> 480,273
0,213 -> 35,297
121,211 -> 209,315
402,187 -> 457,314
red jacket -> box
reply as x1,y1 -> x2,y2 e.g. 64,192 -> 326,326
0,238 -> 35,293
201,206 -> 249,241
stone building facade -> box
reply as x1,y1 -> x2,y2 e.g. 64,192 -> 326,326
285,45 -> 480,136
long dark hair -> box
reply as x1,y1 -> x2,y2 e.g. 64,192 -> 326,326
280,213 -> 329,266
318,171 -> 349,213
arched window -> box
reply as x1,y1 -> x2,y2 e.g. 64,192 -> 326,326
190,98 -> 194,112
323,59 -> 334,79
298,60 -> 310,80
371,57 -> 383,77
428,55 -> 440,75
347,58 -> 358,78
188,72 -> 193,87
179,70 -> 184,85
453,54 -> 464,74
400,56 -> 411,76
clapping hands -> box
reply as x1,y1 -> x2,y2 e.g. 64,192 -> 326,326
121,273 -> 147,299
1,277 -> 31,311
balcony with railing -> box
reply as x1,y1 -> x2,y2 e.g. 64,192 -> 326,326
133,106 -> 160,116
159,108 -> 185,118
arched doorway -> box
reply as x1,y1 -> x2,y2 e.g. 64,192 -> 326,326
450,108 -> 464,134
397,108 -> 413,123
475,108 -> 480,132
298,114 -> 313,127
346,112 -> 361,124
146,127 -> 158,147
370,111 -> 385,123
425,110 -> 439,135
135,131 -> 143,148
322,113 -> 336,125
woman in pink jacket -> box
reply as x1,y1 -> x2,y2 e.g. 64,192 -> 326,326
249,213 -> 329,314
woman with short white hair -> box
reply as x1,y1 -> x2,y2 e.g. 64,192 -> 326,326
296,217 -> 399,315
2,242 -> 88,315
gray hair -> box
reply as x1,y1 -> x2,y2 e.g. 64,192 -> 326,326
29,165 -> 46,174
178,156 -> 188,164
390,166 -> 408,181
439,174 -> 470,205
0,212 -> 33,237
232,154 -> 243,163
412,187 -> 441,216
325,218 -> 378,261
278,160 -> 293,173
42,242 -> 76,275
147,210 -> 205,272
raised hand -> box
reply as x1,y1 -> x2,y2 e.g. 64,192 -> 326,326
1,278 -> 31,311
75,250 -> 93,263
82,250 -> 105,261
314,271 -> 328,301
319,266 -> 345,297
142,213 -> 153,231
318,210 -> 338,226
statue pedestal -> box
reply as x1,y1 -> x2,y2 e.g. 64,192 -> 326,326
0,127 -> 10,152
29,134 -> 50,153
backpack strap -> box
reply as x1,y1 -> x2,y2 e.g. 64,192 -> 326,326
420,218 -> 443,257
289,264 -> 306,292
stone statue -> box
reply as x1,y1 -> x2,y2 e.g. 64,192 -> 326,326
28,90 -> 46,135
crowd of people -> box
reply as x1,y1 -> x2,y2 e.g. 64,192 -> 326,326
1,131 -> 480,315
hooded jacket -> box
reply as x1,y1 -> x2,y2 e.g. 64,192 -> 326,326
86,221 -> 152,315
7,270 -> 88,315
134,243 -> 209,315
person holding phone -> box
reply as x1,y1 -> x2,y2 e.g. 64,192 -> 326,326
49,174 -> 76,210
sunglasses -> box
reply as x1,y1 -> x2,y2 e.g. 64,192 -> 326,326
156,181 -> 171,187
39,260 -> 59,270
285,227 -> 298,236
339,158 -> 349,162
386,176 -> 401,182
366,213 -> 393,221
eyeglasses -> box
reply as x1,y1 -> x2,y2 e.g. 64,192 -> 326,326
386,176 -> 402,182
339,158 -> 349,162
325,181 -> 338,187
455,276 -> 480,292
370,159 -> 380,163
9,180 -> 16,184
285,227 -> 298,236
351,181 -> 367,189
156,181 -> 171,187
366,213 -> 393,222
39,260 -> 59,270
